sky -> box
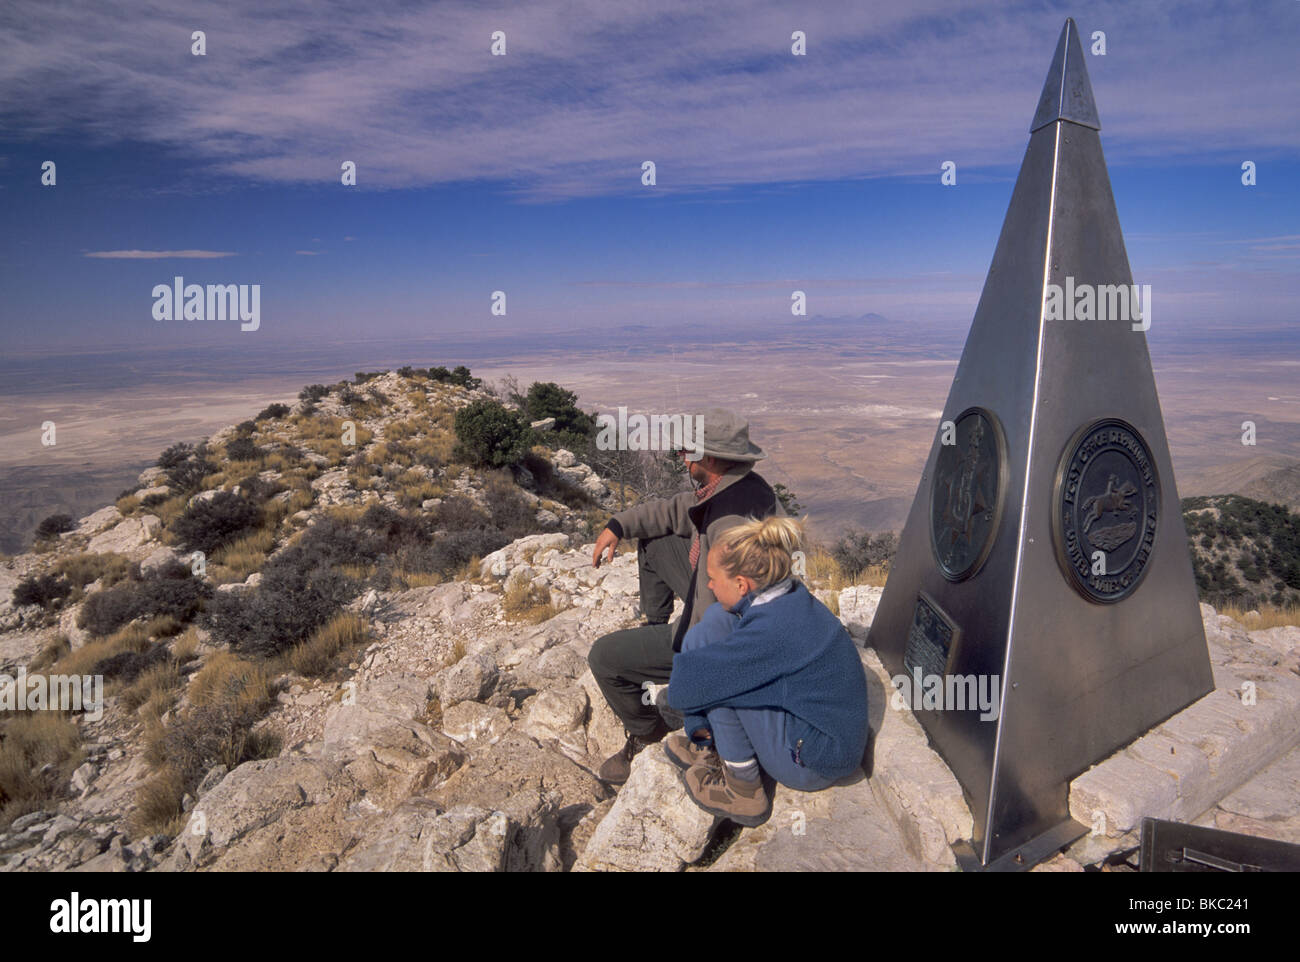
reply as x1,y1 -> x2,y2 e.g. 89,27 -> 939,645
0,0 -> 1297,353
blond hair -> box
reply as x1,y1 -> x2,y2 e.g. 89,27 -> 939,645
710,515 -> 805,590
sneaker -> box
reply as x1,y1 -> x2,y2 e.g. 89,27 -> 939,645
597,719 -> 669,785
662,731 -> 718,772
682,761 -> 772,827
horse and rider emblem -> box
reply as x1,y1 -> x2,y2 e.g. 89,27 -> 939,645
1054,418 -> 1159,603
930,408 -> 1006,581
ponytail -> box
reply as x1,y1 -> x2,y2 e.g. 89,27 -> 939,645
712,515 -> 805,590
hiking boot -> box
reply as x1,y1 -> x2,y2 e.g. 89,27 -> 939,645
598,719 -> 669,785
682,760 -> 772,827
662,731 -> 718,772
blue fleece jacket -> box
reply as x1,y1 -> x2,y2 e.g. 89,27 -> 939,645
665,581 -> 870,779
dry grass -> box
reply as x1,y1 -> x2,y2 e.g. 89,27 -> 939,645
130,767 -> 186,838
116,494 -> 141,516
1219,603 -> 1300,630
28,633 -> 71,673
502,582 -> 559,624
211,528 -> 275,581
803,545 -> 889,590
52,622 -> 151,678
186,652 -> 273,714
171,626 -> 200,662
153,494 -> 191,530
395,569 -> 442,589
261,487 -> 314,528
285,612 -> 370,677
121,660 -> 181,713
0,711 -> 84,830
55,551 -> 135,595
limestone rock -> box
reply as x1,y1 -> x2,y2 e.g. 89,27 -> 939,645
86,514 -> 161,556
574,748 -> 716,872
434,654 -> 499,708
442,701 -> 512,746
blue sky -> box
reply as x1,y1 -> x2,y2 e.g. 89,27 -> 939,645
0,0 -> 1297,352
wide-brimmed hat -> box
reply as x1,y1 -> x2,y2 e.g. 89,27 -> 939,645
697,408 -> 766,462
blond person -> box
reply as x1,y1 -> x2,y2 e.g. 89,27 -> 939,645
663,517 -> 869,826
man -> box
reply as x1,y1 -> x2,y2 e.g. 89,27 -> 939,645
587,408 -> 782,784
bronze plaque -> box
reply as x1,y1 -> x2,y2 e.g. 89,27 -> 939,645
1053,418 -> 1159,603
930,407 -> 1006,580
904,591 -> 960,679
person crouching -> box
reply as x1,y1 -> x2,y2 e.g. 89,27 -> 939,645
663,516 -> 869,826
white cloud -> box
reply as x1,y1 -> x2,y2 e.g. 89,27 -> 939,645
83,249 -> 237,258
1,1 -> 1295,199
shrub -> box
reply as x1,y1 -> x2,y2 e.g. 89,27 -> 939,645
256,402 -> 291,422
454,400 -> 529,469
236,420 -> 257,435
202,536 -> 360,657
34,513 -> 76,541
831,529 -> 898,580
449,365 -> 480,389
428,366 -> 451,382
157,442 -> 194,470
94,642 -> 171,683
299,384 -> 329,402
522,382 -> 594,436
77,562 -> 210,638
171,491 -> 261,555
165,445 -> 216,494
12,573 -> 72,610
225,436 -> 260,463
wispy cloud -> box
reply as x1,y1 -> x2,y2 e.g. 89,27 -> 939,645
83,249 -> 237,259
294,250 -> 321,255
2,1 -> 1295,200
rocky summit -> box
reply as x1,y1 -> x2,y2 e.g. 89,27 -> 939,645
0,370 -> 1297,872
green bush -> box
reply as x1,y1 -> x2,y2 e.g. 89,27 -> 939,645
12,573 -> 72,610
454,400 -> 530,468
225,436 -> 260,463
523,382 -> 594,436
255,402 -> 291,422
298,384 -> 329,402
157,442 -> 194,470
34,513 -> 76,540
171,492 -> 261,554
78,562 -> 210,638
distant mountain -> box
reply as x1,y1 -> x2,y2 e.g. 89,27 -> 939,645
1182,455 -> 1300,514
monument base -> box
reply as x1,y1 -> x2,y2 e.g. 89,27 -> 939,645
953,817 -> 1089,872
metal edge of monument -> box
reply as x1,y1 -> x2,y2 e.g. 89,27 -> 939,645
929,407 -> 1008,583
866,18 -> 1215,871
1052,417 -> 1160,604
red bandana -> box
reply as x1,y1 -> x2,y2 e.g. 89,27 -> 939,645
688,475 -> 723,569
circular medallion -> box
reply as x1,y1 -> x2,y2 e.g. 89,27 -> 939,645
1053,418 -> 1159,604
929,407 -> 1006,581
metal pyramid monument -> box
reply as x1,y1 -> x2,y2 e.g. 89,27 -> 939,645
867,18 -> 1214,869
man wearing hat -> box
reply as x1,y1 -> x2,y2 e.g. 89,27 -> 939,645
587,408 -> 782,784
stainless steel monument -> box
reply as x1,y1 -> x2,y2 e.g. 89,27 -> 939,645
868,19 -> 1215,869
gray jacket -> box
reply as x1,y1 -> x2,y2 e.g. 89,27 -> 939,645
606,464 -> 783,650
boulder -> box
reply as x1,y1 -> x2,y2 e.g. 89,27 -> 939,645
574,748 -> 716,872
434,654 -> 500,708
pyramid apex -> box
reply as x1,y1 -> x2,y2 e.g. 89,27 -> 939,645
1030,18 -> 1100,133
